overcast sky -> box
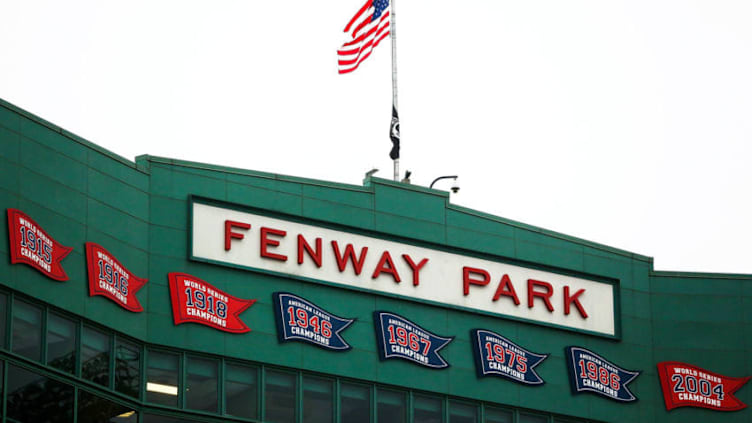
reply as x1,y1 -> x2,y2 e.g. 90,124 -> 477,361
1,1 -> 750,273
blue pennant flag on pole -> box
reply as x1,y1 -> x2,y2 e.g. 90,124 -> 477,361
471,329 -> 548,385
374,311 -> 453,369
273,292 -> 355,351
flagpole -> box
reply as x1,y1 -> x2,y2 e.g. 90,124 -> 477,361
391,0 -> 399,181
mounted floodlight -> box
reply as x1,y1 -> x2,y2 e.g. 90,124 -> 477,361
430,175 -> 459,194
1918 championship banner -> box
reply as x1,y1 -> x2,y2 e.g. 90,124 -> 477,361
86,242 -> 147,312
472,329 -> 548,385
657,361 -> 750,412
273,292 -> 354,350
7,208 -> 72,281
374,311 -> 453,369
168,273 -> 256,333
566,346 -> 640,402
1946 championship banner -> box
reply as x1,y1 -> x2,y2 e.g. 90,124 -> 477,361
7,208 -> 72,281
657,361 -> 750,411
168,272 -> 256,333
273,292 -> 354,350
86,242 -> 147,312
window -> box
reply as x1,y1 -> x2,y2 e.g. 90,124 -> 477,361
78,390 -> 138,423
303,376 -> 333,423
82,325 -> 111,386
186,356 -> 218,412
225,363 -> 258,419
414,395 -> 443,423
47,312 -> 77,373
520,413 -> 548,423
341,382 -> 370,423
265,369 -> 297,423
0,292 -> 7,349
377,389 -> 406,423
449,401 -> 477,423
12,299 -> 42,360
146,350 -> 180,407
6,364 -> 74,422
485,407 -> 513,423
115,339 -> 141,398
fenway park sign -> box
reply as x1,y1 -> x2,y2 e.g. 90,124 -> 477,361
191,199 -> 618,337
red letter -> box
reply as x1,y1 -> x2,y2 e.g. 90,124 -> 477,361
402,254 -> 428,286
260,227 -> 287,261
527,279 -> 554,312
492,274 -> 520,305
463,267 -> 490,295
224,220 -> 250,251
297,235 -> 322,267
331,241 -> 368,275
564,286 -> 588,318
372,251 -> 401,282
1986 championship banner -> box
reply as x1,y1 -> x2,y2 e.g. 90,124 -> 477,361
168,273 -> 256,333
7,208 -> 72,281
86,243 -> 147,312
472,329 -> 548,385
566,346 -> 640,402
374,311 -> 453,369
657,361 -> 750,411
273,292 -> 354,350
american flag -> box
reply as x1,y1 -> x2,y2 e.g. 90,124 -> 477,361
337,0 -> 391,74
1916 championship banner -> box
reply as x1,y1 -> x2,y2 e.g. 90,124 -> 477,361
657,361 -> 750,412
566,346 -> 640,402
374,311 -> 453,369
472,329 -> 548,385
7,208 -> 72,281
86,243 -> 147,312
273,292 -> 354,350
168,273 -> 256,333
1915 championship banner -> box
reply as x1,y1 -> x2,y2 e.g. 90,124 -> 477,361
374,311 -> 453,369
7,208 -> 71,281
168,273 -> 256,333
566,346 -> 640,402
273,292 -> 354,350
472,329 -> 548,385
86,243 -> 147,312
657,361 -> 750,412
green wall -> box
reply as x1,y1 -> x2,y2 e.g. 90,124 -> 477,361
0,98 -> 749,422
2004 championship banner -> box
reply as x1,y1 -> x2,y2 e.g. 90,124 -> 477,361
657,361 -> 750,412
86,243 -> 147,312
471,329 -> 548,385
273,292 -> 354,350
7,208 -> 71,281
168,273 -> 256,333
374,311 -> 453,369
566,346 -> 640,402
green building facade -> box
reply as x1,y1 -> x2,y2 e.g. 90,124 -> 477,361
0,98 -> 749,422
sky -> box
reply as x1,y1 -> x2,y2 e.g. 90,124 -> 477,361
1,0 -> 750,273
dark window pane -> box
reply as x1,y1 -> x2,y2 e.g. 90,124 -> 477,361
519,414 -> 548,423
186,356 -> 218,412
377,389 -> 406,423
484,407 -> 513,423
265,369 -> 296,423
12,299 -> 42,360
414,395 -> 442,423
341,383 -> 370,423
303,376 -> 333,423
225,363 -> 258,419
147,350 -> 180,407
6,364 -> 74,423
47,312 -> 77,373
0,291 -> 7,349
143,414 -> 202,423
78,390 -> 138,423
82,326 -> 111,386
115,339 -> 141,398
449,402 -> 477,423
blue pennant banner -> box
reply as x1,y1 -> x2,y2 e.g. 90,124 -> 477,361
566,346 -> 641,402
374,311 -> 453,369
273,292 -> 355,351
471,329 -> 548,385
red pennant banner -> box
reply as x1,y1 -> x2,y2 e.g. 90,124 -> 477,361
168,272 -> 256,333
657,361 -> 750,412
85,243 -> 147,312
7,208 -> 72,281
